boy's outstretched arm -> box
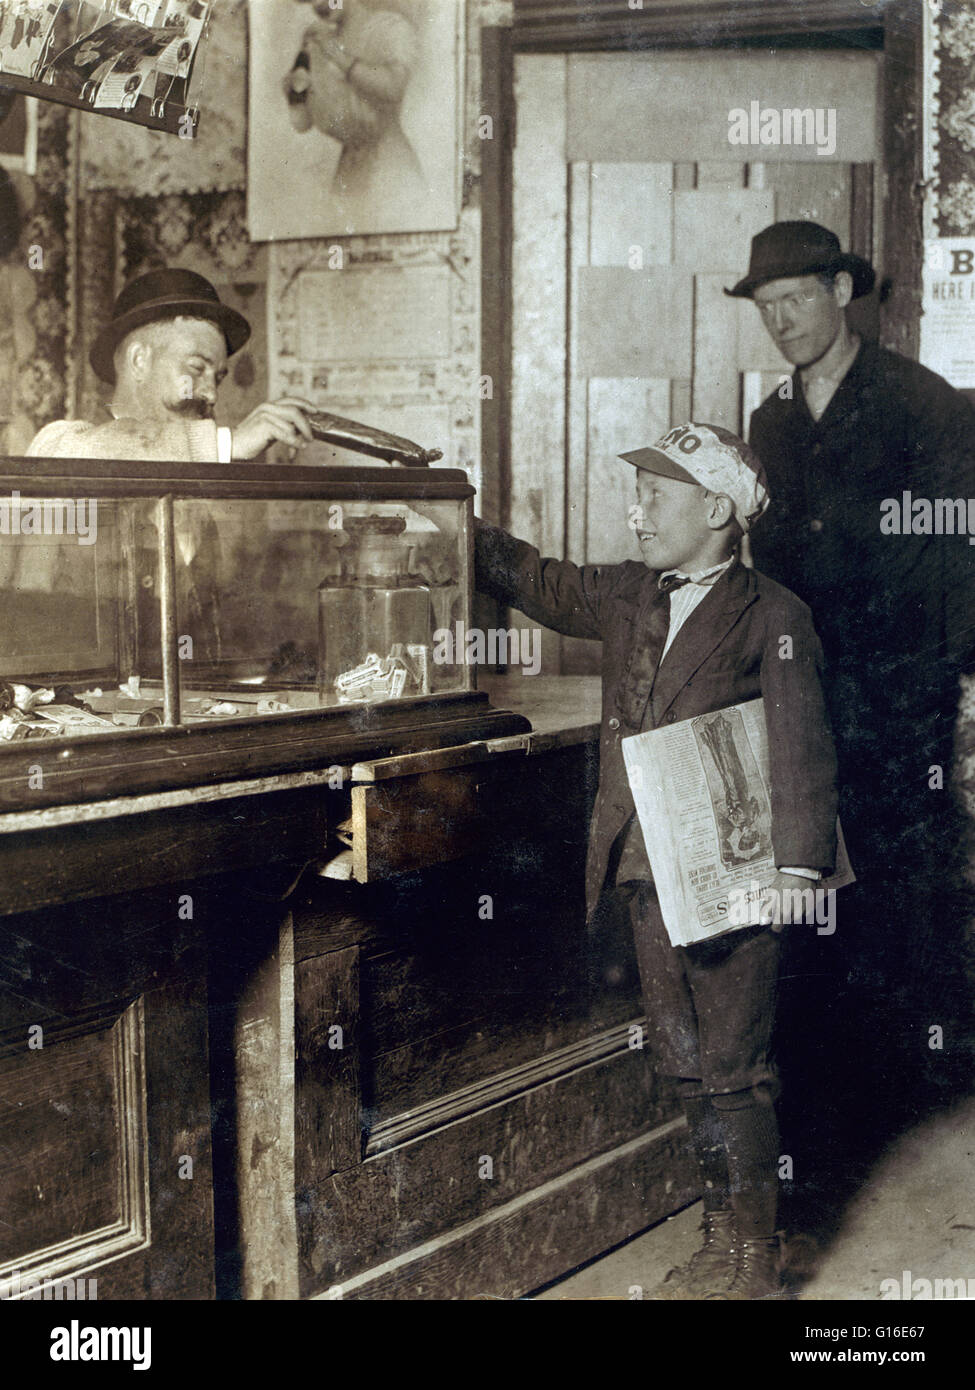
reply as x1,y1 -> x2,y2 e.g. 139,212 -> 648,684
474,518 -> 614,643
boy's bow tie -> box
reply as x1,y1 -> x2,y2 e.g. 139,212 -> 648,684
658,572 -> 692,593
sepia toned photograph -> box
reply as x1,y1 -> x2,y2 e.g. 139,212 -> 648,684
0,0 -> 974,1365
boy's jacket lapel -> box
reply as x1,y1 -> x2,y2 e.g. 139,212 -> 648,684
650,560 -> 759,723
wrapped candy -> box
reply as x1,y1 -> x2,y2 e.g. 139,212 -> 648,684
334,644 -> 429,704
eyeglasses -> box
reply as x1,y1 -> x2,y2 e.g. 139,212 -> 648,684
754,290 -> 819,322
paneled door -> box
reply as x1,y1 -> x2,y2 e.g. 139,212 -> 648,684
509,48 -> 880,672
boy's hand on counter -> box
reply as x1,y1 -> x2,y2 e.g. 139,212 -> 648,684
232,398 -> 316,459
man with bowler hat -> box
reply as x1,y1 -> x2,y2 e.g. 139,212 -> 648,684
728,222 -> 975,1212
28,267 -> 316,462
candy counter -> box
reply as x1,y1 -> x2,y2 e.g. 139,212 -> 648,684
0,457 -> 526,810
0,457 -> 687,1302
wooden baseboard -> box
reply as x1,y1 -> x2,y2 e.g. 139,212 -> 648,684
312,1118 -> 699,1301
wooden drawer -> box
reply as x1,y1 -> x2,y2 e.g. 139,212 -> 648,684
348,730 -> 595,882
351,767 -> 484,881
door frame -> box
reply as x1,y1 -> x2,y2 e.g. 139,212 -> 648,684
480,0 -> 922,527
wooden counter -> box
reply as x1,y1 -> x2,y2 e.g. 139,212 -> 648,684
0,676 -> 698,1300
227,674 -> 697,1299
478,672 -> 601,741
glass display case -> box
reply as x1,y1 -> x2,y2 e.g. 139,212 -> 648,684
0,458 -> 526,811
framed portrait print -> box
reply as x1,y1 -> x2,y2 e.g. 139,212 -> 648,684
247,0 -> 463,240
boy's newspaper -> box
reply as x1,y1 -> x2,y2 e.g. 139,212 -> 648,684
622,697 -> 854,946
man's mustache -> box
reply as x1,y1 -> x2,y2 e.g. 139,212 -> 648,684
172,398 -> 215,419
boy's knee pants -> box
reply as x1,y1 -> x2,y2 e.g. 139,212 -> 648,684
627,882 -> 782,1100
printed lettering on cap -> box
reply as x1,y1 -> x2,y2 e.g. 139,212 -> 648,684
658,424 -> 702,455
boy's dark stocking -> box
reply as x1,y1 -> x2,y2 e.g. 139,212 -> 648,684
710,1085 -> 780,1239
708,1084 -> 788,1300
678,1084 -> 730,1212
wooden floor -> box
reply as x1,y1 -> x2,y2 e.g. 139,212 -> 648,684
533,1095 -> 975,1301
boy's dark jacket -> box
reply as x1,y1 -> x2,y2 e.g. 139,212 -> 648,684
474,521 -> 839,922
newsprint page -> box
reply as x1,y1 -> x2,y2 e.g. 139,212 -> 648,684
2,0 -> 975,1373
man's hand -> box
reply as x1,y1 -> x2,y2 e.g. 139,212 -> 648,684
298,0 -> 343,22
231,398 -> 316,459
757,871 -> 821,932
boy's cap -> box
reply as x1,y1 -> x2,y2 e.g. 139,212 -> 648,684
619,422 -> 770,532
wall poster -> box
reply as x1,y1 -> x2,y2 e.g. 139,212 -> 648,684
248,0 -> 462,240
921,237 -> 975,389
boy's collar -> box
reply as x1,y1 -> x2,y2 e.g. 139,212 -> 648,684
658,556 -> 735,589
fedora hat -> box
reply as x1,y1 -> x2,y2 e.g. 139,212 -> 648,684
725,221 -> 875,300
90,267 -> 251,384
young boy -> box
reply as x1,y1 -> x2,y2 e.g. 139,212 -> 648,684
474,422 -> 838,1300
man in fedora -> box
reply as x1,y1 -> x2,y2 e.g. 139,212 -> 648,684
27,267 -> 316,461
728,221 -> 975,1225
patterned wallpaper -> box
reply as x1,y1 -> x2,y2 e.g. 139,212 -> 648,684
79,0 -> 248,198
2,104 -> 69,456
932,0 -> 975,234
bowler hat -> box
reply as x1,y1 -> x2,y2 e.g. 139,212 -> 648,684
90,267 -> 251,384
725,221 -> 875,300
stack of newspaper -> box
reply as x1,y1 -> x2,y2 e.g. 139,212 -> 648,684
622,697 -> 854,947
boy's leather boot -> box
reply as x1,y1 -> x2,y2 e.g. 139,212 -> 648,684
649,1207 -> 737,1299
706,1234 -> 789,1300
